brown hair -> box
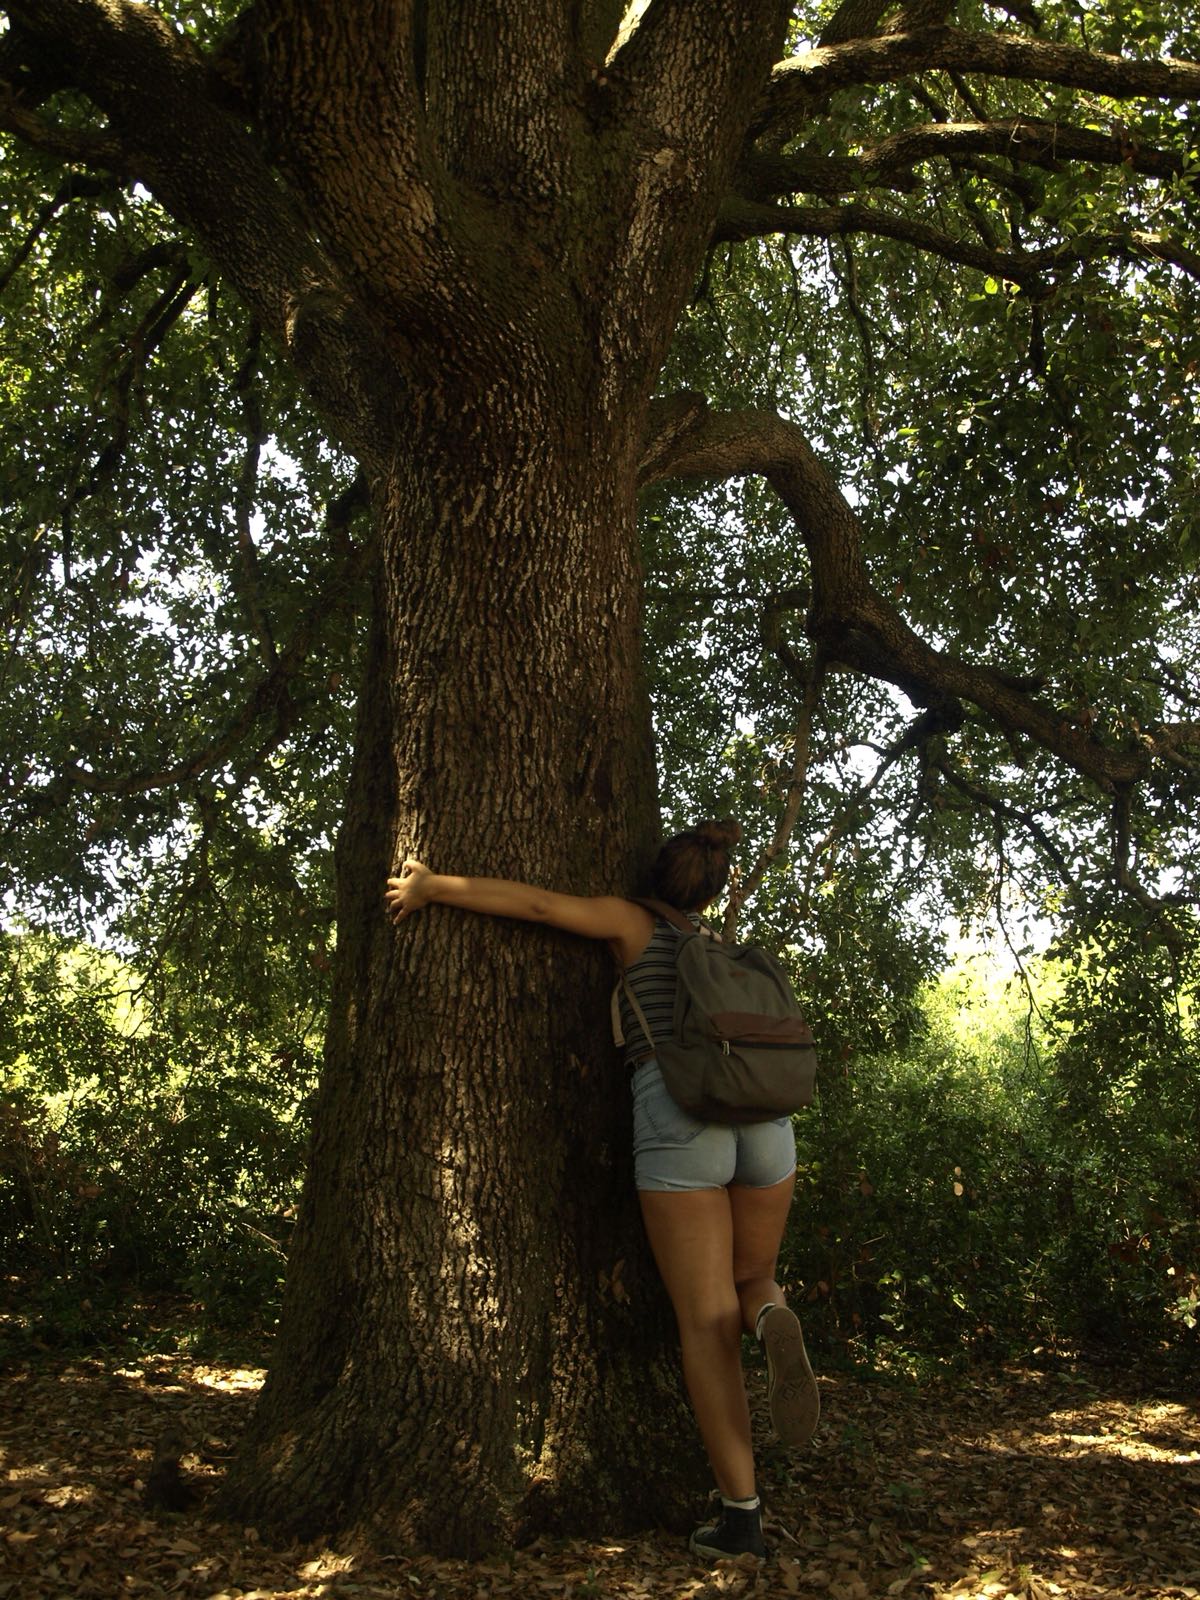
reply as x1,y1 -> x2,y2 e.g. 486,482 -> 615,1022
648,819 -> 742,911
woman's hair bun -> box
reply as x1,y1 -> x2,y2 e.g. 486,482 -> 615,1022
694,818 -> 741,850
650,818 -> 742,908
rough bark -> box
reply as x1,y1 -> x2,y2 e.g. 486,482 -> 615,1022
194,0 -> 792,1555
221,384 -> 711,1554
757,24 -> 1200,141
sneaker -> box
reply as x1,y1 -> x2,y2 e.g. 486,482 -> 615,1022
688,1500 -> 766,1561
759,1304 -> 819,1446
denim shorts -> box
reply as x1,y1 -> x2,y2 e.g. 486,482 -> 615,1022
631,1059 -> 797,1193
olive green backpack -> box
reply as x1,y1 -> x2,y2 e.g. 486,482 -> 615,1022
620,898 -> 818,1125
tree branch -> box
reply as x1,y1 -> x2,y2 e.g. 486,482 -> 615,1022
932,754 -> 1077,882
722,648 -> 828,938
795,703 -> 953,920
6,0 -> 395,457
228,0 -> 445,301
422,0 -> 579,210
232,330 -> 279,673
640,397 -> 1176,796
55,266 -> 200,586
0,172 -> 111,296
13,475 -> 370,814
591,0 -> 790,354
818,0 -> 893,47
713,196 -> 1200,287
0,85 -> 125,168
739,117 -> 1189,203
1112,786 -> 1187,912
714,195 -> 1052,280
755,26 -> 1200,142
735,148 -> 919,201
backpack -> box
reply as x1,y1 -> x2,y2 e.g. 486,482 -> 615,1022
618,898 -> 818,1125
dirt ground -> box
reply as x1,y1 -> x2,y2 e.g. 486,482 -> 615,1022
1,1339 -> 1197,1600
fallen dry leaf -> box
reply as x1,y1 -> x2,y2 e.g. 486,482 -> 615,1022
0,1342 -> 1197,1600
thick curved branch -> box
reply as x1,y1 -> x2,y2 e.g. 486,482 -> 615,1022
0,90 -> 125,168
736,148 -> 918,200
716,195 -> 1052,276
640,397 -> 1181,795
864,116 -> 1188,179
755,26 -> 1200,142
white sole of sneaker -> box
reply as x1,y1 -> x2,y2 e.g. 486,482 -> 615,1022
761,1304 -> 819,1447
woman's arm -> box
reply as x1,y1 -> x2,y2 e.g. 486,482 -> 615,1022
384,859 -> 653,965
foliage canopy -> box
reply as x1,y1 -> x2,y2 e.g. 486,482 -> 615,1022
2,0 -> 1198,977
3,0 -> 1198,1343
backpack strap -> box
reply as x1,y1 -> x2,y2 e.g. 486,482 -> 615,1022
631,896 -> 721,942
619,975 -> 658,1061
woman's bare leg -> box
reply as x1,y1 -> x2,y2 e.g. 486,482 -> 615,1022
730,1171 -> 819,1446
728,1171 -> 796,1330
638,1187 -> 756,1501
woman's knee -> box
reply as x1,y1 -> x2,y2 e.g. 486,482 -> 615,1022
674,1293 -> 742,1345
732,1258 -> 780,1294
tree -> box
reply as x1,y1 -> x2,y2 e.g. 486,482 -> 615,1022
3,0 -> 1199,1558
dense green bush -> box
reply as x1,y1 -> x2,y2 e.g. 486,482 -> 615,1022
783,931 -> 1199,1363
4,904 -> 1196,1364
0,929 -> 319,1338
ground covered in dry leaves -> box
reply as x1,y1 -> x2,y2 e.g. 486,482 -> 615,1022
1,1332 -> 1196,1600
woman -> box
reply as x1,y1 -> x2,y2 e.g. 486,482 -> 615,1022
383,820 -> 818,1561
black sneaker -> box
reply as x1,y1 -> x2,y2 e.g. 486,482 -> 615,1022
688,1500 -> 766,1560
759,1304 -> 819,1446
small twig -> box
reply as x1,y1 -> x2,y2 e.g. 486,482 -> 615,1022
1111,787 -> 1186,911
723,651 -> 828,938
932,756 -> 1077,884
832,238 -> 886,461
232,327 -> 279,670
8,474 -> 370,812
0,173 -> 111,297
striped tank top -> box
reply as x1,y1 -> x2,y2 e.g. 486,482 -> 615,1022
617,911 -> 702,1067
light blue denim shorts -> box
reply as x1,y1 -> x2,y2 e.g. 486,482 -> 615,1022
631,1059 -> 797,1193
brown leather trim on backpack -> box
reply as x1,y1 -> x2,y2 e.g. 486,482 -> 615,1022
709,1012 -> 815,1047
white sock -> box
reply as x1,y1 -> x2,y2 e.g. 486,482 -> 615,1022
722,1494 -> 760,1511
754,1302 -> 776,1341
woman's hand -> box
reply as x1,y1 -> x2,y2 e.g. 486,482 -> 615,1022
384,859 -> 436,922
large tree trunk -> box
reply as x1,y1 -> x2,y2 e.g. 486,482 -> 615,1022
221,382 -> 709,1554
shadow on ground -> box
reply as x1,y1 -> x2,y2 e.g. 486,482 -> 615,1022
1,1340 -> 1197,1599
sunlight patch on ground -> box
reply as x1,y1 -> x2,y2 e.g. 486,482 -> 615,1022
2,1352 -> 1196,1598
190,1366 -> 266,1393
